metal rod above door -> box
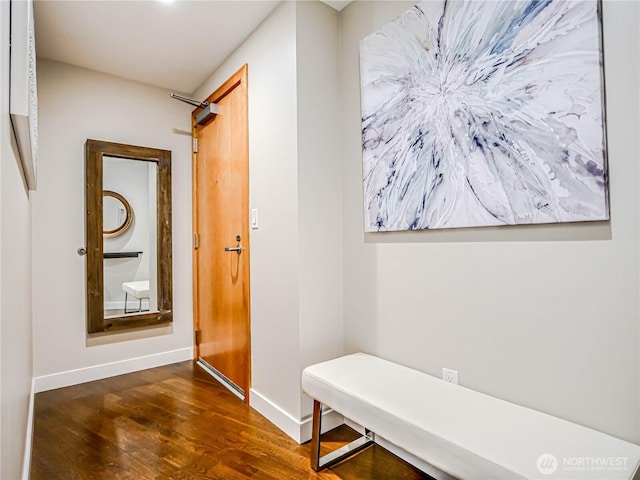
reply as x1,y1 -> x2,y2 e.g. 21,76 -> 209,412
170,92 -> 218,126
169,92 -> 208,108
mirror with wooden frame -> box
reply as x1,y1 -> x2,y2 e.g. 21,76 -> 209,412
85,139 -> 172,334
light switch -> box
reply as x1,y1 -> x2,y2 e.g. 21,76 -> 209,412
251,208 -> 259,229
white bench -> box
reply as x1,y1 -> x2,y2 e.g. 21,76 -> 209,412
122,280 -> 150,314
302,353 -> 640,479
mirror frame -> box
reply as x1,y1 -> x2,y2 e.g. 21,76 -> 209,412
102,190 -> 133,238
85,139 -> 173,334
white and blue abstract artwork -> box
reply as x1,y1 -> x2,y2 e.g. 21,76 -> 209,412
360,0 -> 608,232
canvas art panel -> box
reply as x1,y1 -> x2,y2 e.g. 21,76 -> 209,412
360,0 -> 608,232
10,0 -> 39,190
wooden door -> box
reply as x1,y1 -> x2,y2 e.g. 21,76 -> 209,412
193,65 -> 250,401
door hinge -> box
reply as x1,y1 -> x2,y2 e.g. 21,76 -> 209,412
193,233 -> 199,250
193,137 -> 198,153
195,330 -> 201,346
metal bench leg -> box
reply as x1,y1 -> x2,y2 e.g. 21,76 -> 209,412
311,399 -> 322,470
124,292 -> 130,314
310,399 -> 374,471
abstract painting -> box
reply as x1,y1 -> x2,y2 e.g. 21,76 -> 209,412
360,0 -> 608,232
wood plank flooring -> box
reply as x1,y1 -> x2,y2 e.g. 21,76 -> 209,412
30,361 -> 433,480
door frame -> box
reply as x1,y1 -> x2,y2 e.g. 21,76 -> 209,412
192,64 -> 251,400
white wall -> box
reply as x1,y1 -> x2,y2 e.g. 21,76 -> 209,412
0,1 -> 34,477
193,0 -> 343,437
341,0 -> 640,443
33,59 -> 192,384
295,0 -> 342,416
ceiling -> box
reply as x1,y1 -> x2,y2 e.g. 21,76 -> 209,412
34,0 -> 350,95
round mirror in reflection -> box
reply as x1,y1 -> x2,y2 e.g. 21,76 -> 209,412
103,190 -> 133,238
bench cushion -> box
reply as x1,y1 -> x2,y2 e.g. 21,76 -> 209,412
302,353 -> 640,479
122,280 -> 150,299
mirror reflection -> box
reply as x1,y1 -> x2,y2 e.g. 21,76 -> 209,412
103,157 -> 158,319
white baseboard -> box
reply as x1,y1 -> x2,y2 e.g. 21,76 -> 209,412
21,377 -> 35,480
249,388 -> 344,444
33,347 -> 193,393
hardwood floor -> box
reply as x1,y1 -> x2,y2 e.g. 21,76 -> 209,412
30,361 -> 433,480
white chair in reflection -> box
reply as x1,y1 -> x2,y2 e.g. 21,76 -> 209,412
122,280 -> 150,314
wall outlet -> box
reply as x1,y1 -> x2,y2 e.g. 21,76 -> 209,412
442,368 -> 459,384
